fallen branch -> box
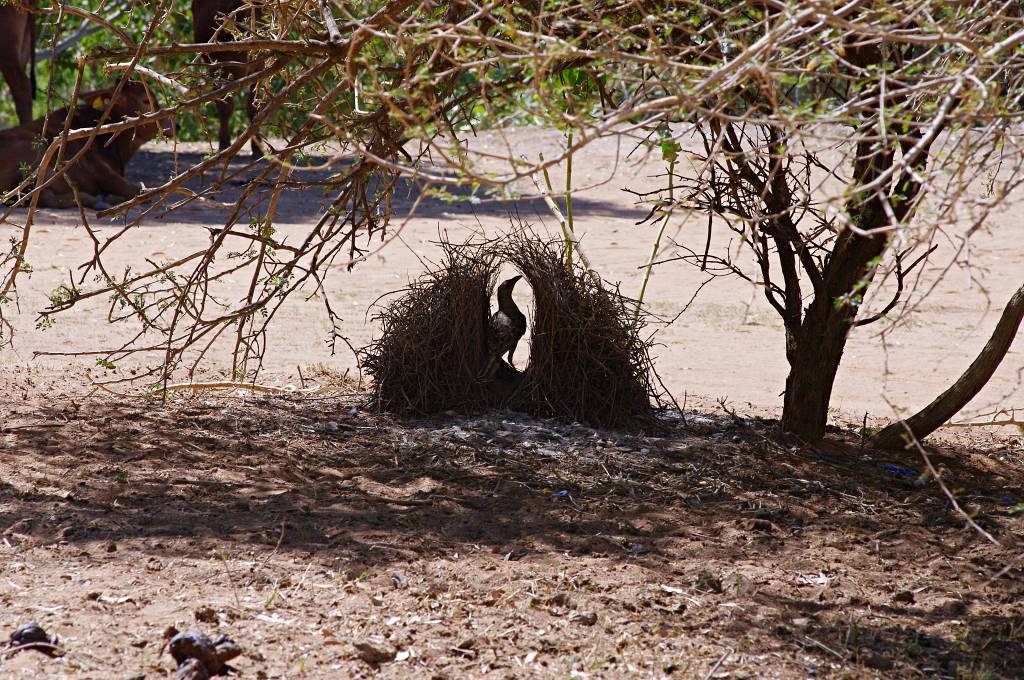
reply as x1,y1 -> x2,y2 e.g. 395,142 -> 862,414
873,283 -> 1024,448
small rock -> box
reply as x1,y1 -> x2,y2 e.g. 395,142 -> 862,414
694,570 -> 722,594
194,606 -> 218,623
177,657 -> 210,680
391,571 -> 408,590
168,630 -> 240,676
892,590 -> 915,604
353,640 -> 395,665
5,518 -> 33,535
7,622 -> 60,656
570,612 -> 598,626
740,518 -> 778,533
169,631 -> 219,671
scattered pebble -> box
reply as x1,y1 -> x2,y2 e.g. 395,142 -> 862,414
570,611 -> 598,626
892,590 -> 916,604
694,570 -> 723,594
6,622 -> 61,657
353,640 -> 395,665
194,606 -> 218,623
168,630 -> 241,677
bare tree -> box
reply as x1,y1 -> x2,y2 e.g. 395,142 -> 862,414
633,5 -> 1024,439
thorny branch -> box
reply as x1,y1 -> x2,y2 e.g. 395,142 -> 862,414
0,1 -> 1022,393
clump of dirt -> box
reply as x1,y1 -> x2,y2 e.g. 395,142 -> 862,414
362,231 -> 658,428
168,629 -> 240,678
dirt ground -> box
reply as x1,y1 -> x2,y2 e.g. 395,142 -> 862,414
2,129 -> 1024,678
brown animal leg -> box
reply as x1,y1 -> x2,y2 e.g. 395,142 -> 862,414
92,167 -> 143,201
215,97 -> 234,151
1,60 -> 33,125
37,187 -> 99,210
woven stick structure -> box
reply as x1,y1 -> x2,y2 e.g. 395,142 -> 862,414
363,232 -> 658,428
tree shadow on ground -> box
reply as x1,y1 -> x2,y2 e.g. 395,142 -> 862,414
3,148 -> 643,225
101,149 -> 647,226
2,391 -> 1022,676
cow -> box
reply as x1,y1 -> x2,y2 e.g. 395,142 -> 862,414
0,0 -> 37,125
0,81 -> 165,209
192,0 -> 261,154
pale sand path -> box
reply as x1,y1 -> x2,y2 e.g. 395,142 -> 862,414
2,129 -> 1021,427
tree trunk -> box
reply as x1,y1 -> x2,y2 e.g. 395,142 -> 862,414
779,224 -> 889,440
871,283 -> 1024,449
780,302 -> 855,439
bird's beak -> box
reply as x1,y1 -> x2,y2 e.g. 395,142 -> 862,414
510,275 -> 522,284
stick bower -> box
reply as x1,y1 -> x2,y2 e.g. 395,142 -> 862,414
361,243 -> 498,415
361,234 -> 659,428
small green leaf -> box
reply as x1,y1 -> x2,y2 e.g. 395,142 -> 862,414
660,140 -> 681,163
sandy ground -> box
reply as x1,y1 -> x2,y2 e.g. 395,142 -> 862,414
1,129 -> 1024,678
1,130 -> 1022,422
2,379 -> 1023,679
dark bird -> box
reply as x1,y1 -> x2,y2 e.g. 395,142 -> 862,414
487,274 -> 527,368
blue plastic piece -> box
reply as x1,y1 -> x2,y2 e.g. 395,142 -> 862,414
883,464 -> 916,479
